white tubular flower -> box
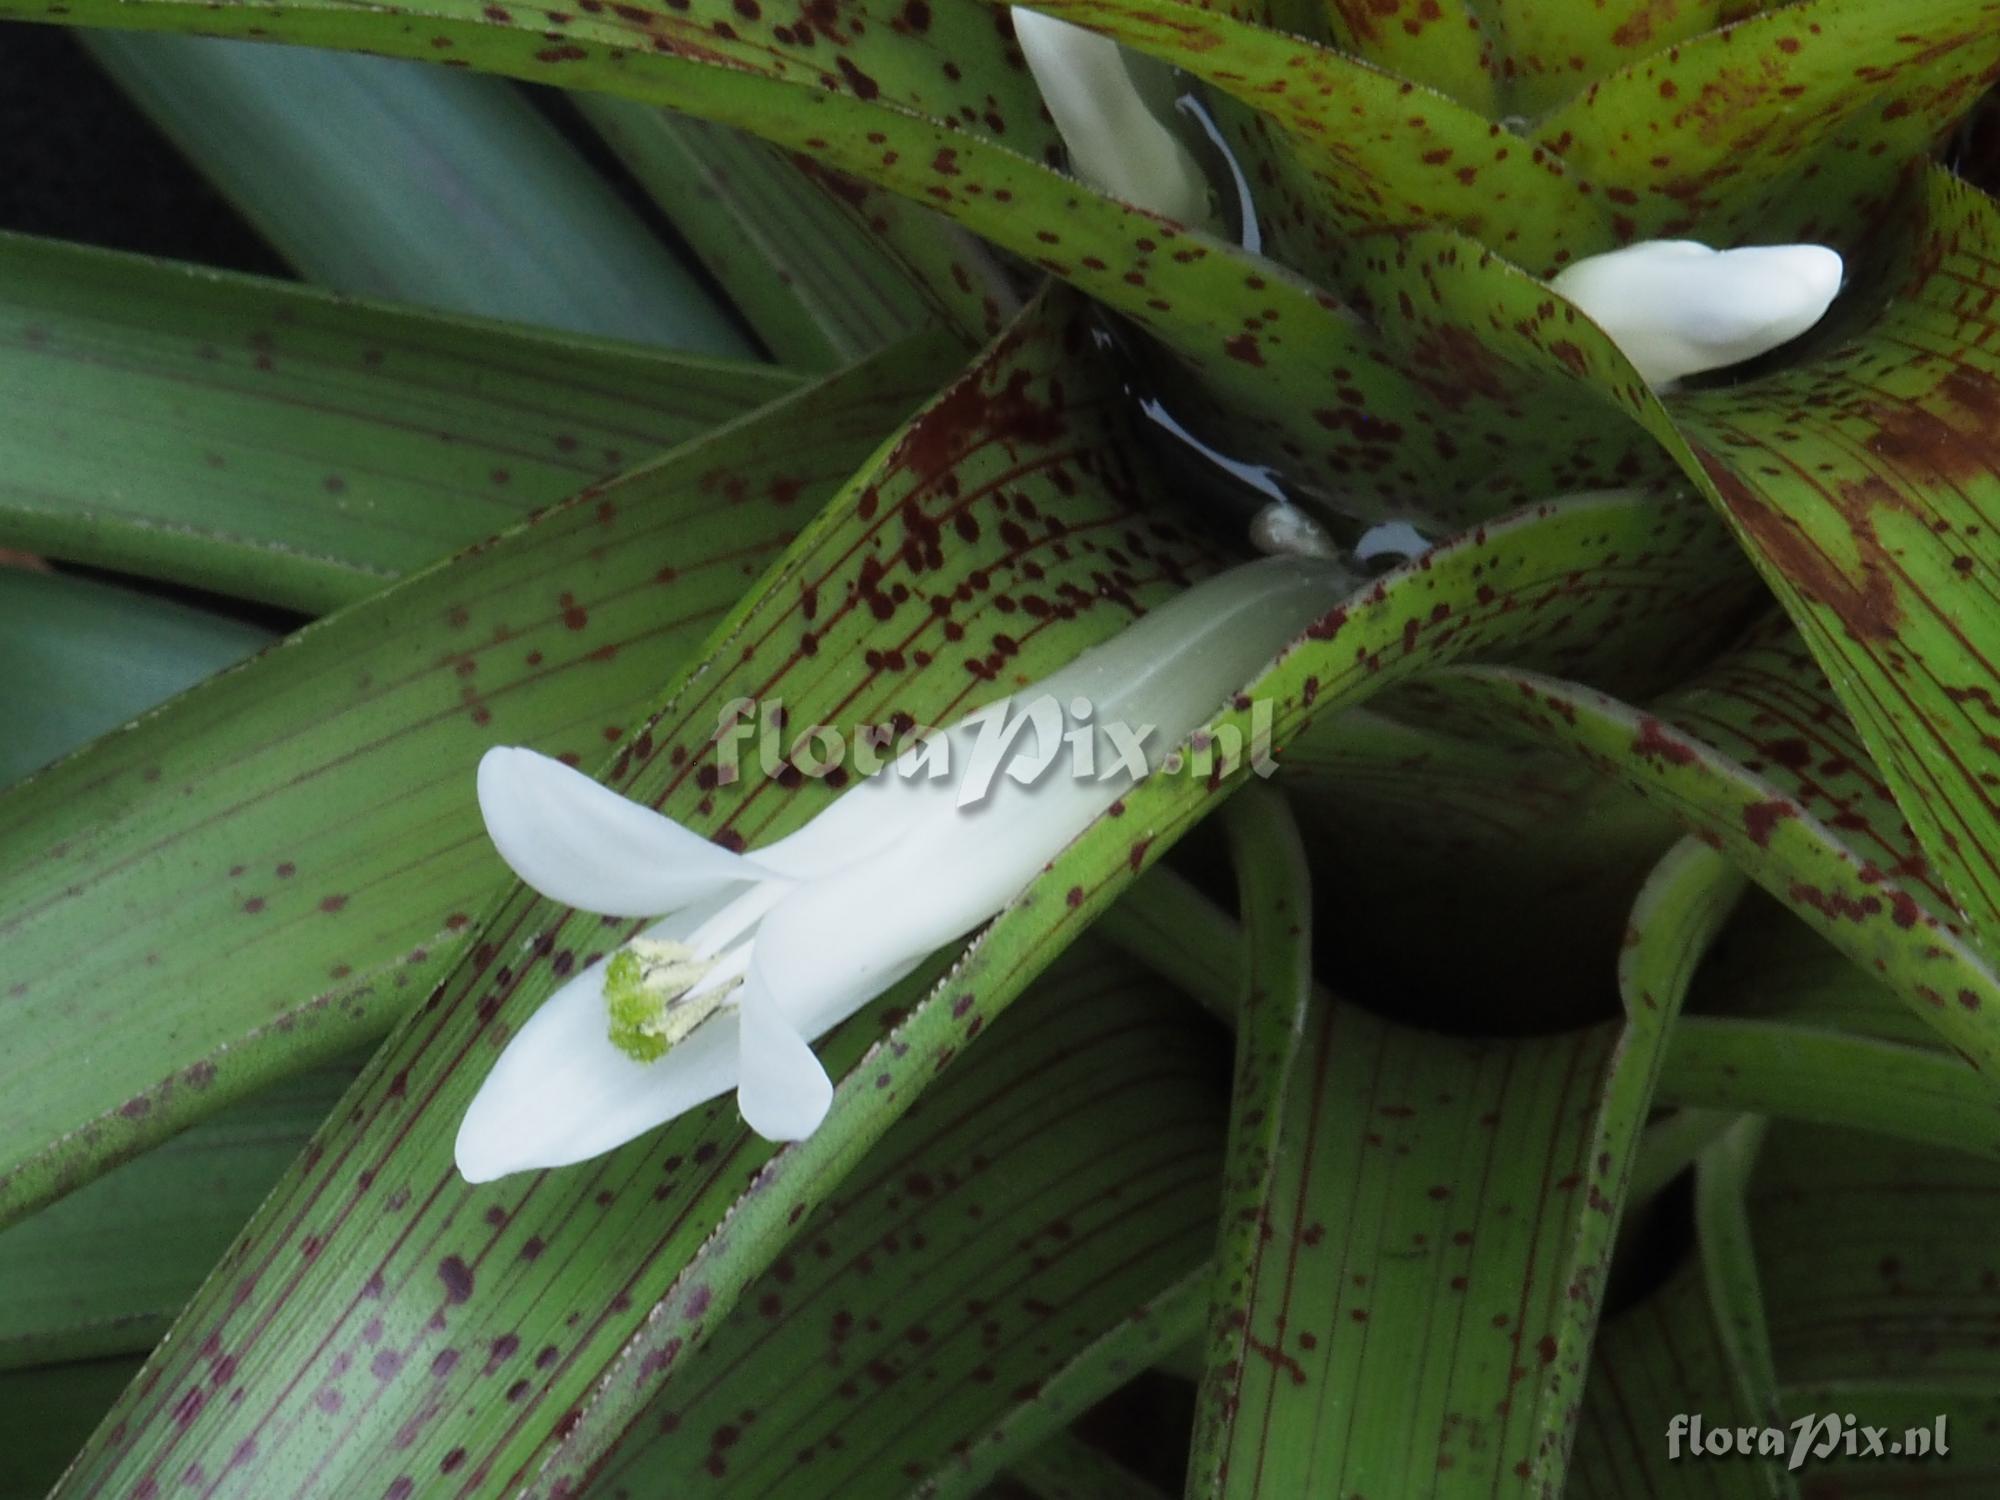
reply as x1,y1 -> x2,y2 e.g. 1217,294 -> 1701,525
454,556 -> 1343,1183
1549,240 -> 1843,387
1012,8 -> 1213,226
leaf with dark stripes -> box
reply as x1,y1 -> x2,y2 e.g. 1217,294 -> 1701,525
576,941 -> 1220,1498
1669,165 -> 2000,956
1185,838 -> 1739,1496
0,335 -> 956,1223
0,234 -> 797,611
6,0 -> 1683,526
1417,659 -> 2000,1070
50,295 -> 1751,1495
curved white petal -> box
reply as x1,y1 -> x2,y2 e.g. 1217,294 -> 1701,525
735,980 -> 834,1141
1353,519 -> 1433,567
754,557 -> 1349,1039
454,953 -> 742,1182
754,765 -> 945,883
477,746 -> 766,917
1013,9 -> 1213,226
748,881 -> 933,1041
1550,240 -> 1843,386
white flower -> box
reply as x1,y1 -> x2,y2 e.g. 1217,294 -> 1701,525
454,556 -> 1343,1182
1012,8 -> 1213,226
1550,240 -> 1843,386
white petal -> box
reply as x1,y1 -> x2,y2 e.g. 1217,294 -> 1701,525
1013,9 -> 1213,226
735,979 -> 834,1141
454,950 -> 742,1183
1353,519 -> 1433,567
754,765 -> 944,883
748,882 -> 933,1040
1550,240 -> 1843,386
757,556 -> 1350,1025
477,746 -> 766,917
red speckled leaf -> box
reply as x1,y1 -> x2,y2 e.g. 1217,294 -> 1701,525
1482,0 -> 1767,119
988,0 -> 1599,275
45,288 -> 1234,1500
10,0 -> 1682,524
576,940 -> 1220,1498
1655,903 -> 2000,1163
1658,615 -> 1959,928
1317,0 -> 1499,115
912,1264 -> 1210,1495
1665,166 -> 2000,958
1187,836 -> 1741,1498
0,232 -> 797,613
0,334 -> 959,1225
54,293 -> 1751,1495
1537,1 -> 2000,250
1418,659 -> 2000,1070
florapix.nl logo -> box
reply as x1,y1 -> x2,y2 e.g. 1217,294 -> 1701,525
709,692 -> 1282,807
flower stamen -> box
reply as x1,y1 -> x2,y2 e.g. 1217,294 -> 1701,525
606,880 -> 793,1061
605,939 -> 740,1062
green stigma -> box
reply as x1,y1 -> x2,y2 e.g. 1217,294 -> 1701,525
604,939 -> 737,1063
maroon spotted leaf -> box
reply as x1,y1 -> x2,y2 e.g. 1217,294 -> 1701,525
576,941 -> 1220,1497
0,336 -> 961,1225
1667,165 -> 2000,957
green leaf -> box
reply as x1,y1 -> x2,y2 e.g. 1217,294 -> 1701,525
929,1265 -> 1211,1495
1420,657 -> 2000,1071
1473,0 -> 1760,119
1535,1 -> 2000,248
0,1060 -> 355,1368
1750,1123 -> 2000,1487
50,295 -> 1741,1496
573,100 -> 980,366
0,234 -> 800,611
1567,1258 -> 1790,1500
83,35 -> 753,353
1694,1116 -> 1785,1434
1096,865 -> 1241,1025
0,334 -> 957,1224
7,0 -> 1669,524
0,567 -> 272,787
1668,164 -> 2000,957
1661,1018 -> 2000,1163
1186,782 -> 1314,1493
576,942 -> 1220,1497
45,288 -> 1236,1498
1656,905 -> 2000,1161
1184,836 -> 1740,1496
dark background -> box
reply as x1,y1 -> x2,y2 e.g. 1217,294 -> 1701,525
0,24 -> 719,288
0,26 -> 284,272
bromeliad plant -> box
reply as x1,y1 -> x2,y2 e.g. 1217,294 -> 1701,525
3,0 -> 2000,1495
